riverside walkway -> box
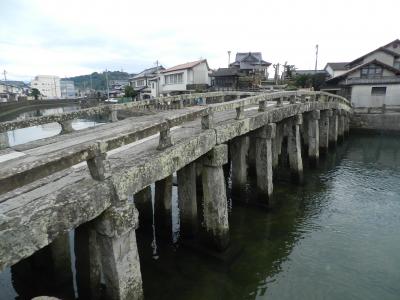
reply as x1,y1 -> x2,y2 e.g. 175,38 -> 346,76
0,90 -> 352,300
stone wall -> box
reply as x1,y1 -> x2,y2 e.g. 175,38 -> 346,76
351,113 -> 400,133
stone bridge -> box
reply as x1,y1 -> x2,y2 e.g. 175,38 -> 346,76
0,90 -> 352,299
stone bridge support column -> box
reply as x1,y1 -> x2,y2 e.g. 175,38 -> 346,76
344,112 -> 350,135
95,202 -> 143,300
154,175 -> 173,241
338,110 -> 345,142
59,120 -> 74,134
255,123 -> 276,203
287,114 -> 303,183
329,110 -> 338,147
230,135 -> 249,196
272,122 -> 284,172
307,110 -> 320,165
202,144 -> 229,251
134,186 -> 153,231
177,162 -> 198,238
319,109 -> 331,155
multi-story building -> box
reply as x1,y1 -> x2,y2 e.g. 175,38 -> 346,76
60,80 -> 76,99
130,66 -> 164,99
324,39 -> 400,108
229,52 -> 271,79
30,75 -> 61,99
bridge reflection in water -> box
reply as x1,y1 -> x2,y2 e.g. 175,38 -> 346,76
0,91 -> 353,299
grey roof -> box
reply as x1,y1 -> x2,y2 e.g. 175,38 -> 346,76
132,66 -> 165,79
293,70 -> 327,75
230,52 -> 271,67
210,68 -> 243,77
325,62 -> 349,71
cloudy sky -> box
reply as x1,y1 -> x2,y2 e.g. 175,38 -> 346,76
0,0 -> 398,81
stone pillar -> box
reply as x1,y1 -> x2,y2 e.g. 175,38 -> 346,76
255,123 -> 276,203
287,114 -> 303,183
154,175 -> 173,241
202,144 -> 229,251
59,120 -> 74,134
307,110 -> 320,165
319,109 -> 331,155
329,110 -> 338,147
157,128 -> 173,150
247,132 -> 257,176
272,122 -> 283,172
337,110 -> 344,142
75,221 -> 102,300
109,107 -> 118,122
0,131 -> 10,149
95,202 -> 143,300
177,162 -> 198,238
134,186 -> 153,230
230,135 -> 249,195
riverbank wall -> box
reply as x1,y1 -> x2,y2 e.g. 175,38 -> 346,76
351,113 -> 400,133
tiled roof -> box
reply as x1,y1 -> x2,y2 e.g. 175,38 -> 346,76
230,52 -> 271,66
162,59 -> 208,73
133,66 -> 164,79
325,62 -> 349,71
210,68 -> 242,77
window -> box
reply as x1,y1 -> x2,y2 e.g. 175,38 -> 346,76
394,60 -> 400,70
371,86 -> 386,95
360,64 -> 383,78
165,73 -> 183,85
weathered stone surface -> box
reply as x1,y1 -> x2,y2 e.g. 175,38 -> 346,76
154,175 -> 173,240
255,127 -> 273,202
287,116 -> 303,182
319,110 -> 330,153
177,162 -> 198,238
201,145 -> 229,251
230,135 -> 249,194
134,186 -> 153,230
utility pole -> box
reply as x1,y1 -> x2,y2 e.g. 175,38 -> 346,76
105,69 -> 110,100
227,51 -> 231,67
315,44 -> 319,73
3,70 -> 8,93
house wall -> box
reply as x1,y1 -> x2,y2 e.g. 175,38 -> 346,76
347,68 -> 395,79
384,43 -> 400,55
351,84 -> 400,107
192,62 -> 210,85
161,70 -> 188,93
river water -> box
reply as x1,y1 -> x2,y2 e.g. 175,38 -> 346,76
0,106 -> 105,147
0,133 -> 399,299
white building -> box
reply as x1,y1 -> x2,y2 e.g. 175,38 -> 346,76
324,39 -> 400,108
324,62 -> 349,79
153,59 -> 211,96
30,75 -> 61,99
130,66 -> 164,99
60,80 -> 76,98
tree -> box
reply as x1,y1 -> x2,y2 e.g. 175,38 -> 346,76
293,73 -> 327,91
124,85 -> 137,98
30,88 -> 41,100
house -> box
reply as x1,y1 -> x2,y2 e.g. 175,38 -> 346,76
210,68 -> 244,90
324,62 -> 349,78
324,39 -> 400,108
229,52 -> 271,79
130,66 -> 164,99
155,59 -> 210,96
0,81 -> 29,102
30,75 -> 61,99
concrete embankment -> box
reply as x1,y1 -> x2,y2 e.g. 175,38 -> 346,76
351,113 -> 400,133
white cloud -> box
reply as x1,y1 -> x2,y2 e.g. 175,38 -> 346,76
0,0 -> 399,80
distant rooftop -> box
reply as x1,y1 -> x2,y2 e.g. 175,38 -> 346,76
133,66 -> 165,79
325,62 -> 349,71
162,59 -> 208,73
230,52 -> 271,67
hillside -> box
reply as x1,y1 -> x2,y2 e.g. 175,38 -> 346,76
64,71 -> 135,91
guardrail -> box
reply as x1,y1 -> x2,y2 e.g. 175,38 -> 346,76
0,90 -> 351,195
0,91 -> 256,133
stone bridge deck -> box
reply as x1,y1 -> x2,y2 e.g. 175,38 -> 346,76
0,90 -> 352,300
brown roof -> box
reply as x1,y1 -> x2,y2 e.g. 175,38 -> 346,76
162,59 -> 208,73
327,59 -> 400,83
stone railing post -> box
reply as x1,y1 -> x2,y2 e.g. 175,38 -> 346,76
201,110 -> 214,129
108,106 -> 118,123
255,123 -> 276,203
235,104 -> 244,120
319,109 -> 331,154
202,144 -> 229,251
177,162 -> 198,238
287,114 -> 303,183
157,126 -> 173,150
0,131 -> 10,149
259,100 -> 267,112
307,110 -> 320,165
277,96 -> 283,107
59,120 -> 74,134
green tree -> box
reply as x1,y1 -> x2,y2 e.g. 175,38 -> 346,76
124,85 -> 137,98
30,88 -> 41,100
293,73 -> 327,91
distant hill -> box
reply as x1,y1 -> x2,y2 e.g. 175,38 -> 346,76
64,71 -> 135,91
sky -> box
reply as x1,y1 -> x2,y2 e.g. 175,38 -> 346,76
0,0 -> 399,81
